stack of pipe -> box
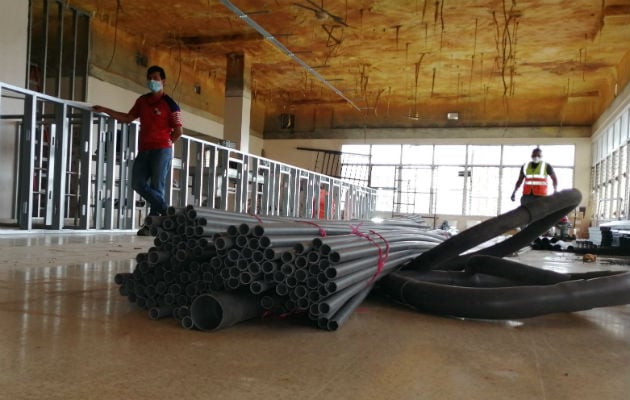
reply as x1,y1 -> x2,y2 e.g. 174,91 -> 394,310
115,206 -> 445,331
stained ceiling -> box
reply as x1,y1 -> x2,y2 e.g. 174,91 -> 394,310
70,0 -> 630,130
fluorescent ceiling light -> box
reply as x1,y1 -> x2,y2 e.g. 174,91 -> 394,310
447,112 -> 459,120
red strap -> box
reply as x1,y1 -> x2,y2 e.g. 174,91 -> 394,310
248,213 -> 264,224
296,220 -> 327,237
349,224 -> 390,285
367,229 -> 390,284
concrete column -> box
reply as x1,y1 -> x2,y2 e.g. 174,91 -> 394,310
223,52 -> 251,153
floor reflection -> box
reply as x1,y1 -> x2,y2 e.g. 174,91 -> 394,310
1,234 -> 629,400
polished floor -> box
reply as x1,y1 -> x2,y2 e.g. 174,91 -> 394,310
1,232 -> 629,400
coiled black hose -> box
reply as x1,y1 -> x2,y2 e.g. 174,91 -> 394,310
380,189 -> 630,319
379,269 -> 630,319
406,189 -> 582,271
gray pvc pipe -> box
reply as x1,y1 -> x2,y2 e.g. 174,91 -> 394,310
276,283 -> 289,296
161,218 -> 176,231
248,261 -> 262,275
148,306 -> 173,320
261,295 -> 281,310
294,255 -> 308,268
293,241 -> 313,254
181,315 -> 195,330
328,241 -> 436,264
191,291 -> 262,331
145,215 -> 167,227
250,280 -> 274,295
262,246 -> 293,261
253,224 -> 351,238
326,285 -> 372,331
325,250 -> 415,280
317,280 -> 366,315
259,234 -> 321,248
261,260 -> 279,274
148,250 -> 170,265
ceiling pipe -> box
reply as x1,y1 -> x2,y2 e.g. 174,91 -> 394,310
220,0 -> 361,111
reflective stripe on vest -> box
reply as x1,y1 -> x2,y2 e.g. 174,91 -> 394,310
523,161 -> 548,196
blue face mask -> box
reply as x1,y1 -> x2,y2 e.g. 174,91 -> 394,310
147,79 -> 163,93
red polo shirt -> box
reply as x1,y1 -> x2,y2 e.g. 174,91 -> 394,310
129,93 -> 183,152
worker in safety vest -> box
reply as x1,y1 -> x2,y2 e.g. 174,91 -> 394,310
313,185 -> 336,219
510,147 -> 558,206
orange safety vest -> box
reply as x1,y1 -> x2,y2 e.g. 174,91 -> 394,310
522,161 -> 549,196
314,189 -> 335,219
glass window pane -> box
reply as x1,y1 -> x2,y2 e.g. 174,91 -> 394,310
500,166 -> 522,214
396,167 -> 433,214
370,166 -> 396,188
401,145 -> 433,165
434,145 -> 466,165
341,145 -> 371,164
371,145 -> 401,165
341,144 -> 370,155
340,164 -> 369,185
469,145 -> 501,165
540,145 -> 575,167
341,145 -> 370,184
502,145 -> 533,166
554,167 -> 574,192
468,166 -> 500,216
435,166 -> 464,214
405,192 -> 432,215
375,188 -> 394,212
623,109 -> 630,143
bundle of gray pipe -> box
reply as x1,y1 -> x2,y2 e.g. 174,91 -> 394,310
115,206 -> 445,331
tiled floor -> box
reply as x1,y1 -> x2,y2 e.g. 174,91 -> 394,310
0,232 -> 629,400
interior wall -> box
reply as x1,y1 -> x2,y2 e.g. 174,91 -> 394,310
0,0 -> 28,219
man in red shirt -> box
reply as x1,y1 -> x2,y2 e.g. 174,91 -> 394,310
93,65 -> 183,235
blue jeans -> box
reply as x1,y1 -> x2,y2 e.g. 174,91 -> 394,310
132,147 -> 172,216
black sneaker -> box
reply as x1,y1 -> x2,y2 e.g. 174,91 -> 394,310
137,225 -> 152,236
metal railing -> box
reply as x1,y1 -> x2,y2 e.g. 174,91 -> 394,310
0,81 -> 376,231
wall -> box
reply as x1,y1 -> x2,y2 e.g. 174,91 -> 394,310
0,0 -> 28,219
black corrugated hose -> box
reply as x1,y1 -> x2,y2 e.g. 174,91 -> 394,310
378,189 -> 630,319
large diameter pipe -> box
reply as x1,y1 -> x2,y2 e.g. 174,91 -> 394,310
407,189 -> 581,271
464,255 -> 572,285
379,270 -> 630,319
190,291 -> 262,331
385,270 -> 520,288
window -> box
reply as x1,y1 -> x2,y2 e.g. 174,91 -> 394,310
341,144 -> 576,217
